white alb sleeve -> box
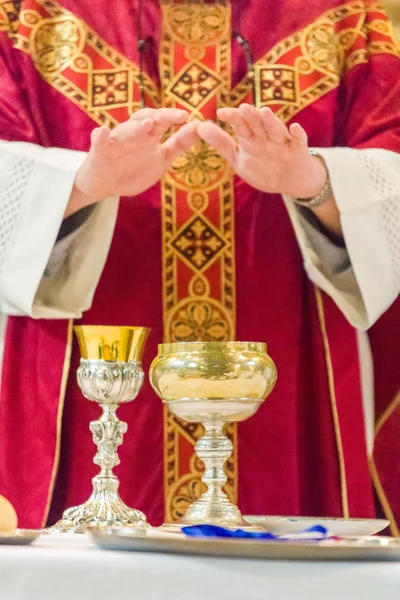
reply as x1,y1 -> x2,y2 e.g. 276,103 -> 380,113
285,147 -> 400,330
0,140 -> 118,318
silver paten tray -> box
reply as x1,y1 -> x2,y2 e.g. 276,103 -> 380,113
0,529 -> 41,546
89,528 -> 400,561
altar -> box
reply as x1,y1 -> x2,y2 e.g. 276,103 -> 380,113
1,533 -> 400,600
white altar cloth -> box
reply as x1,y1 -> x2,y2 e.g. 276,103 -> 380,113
1,533 -> 400,600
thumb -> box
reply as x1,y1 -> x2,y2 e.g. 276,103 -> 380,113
197,122 -> 238,167
289,123 -> 309,154
90,126 -> 110,150
161,121 -> 200,166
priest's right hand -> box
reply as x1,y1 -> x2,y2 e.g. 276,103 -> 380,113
65,108 -> 199,217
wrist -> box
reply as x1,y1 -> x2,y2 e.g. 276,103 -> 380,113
294,155 -> 328,199
64,182 -> 100,218
65,160 -> 103,217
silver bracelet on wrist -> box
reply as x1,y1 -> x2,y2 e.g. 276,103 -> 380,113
292,150 -> 333,209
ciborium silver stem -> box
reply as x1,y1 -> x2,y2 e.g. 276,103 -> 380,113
50,326 -> 149,533
183,421 -> 245,526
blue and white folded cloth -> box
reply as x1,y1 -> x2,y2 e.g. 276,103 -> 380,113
182,524 -> 333,541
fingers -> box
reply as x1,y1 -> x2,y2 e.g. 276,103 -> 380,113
95,109 -> 189,148
150,111 -> 189,138
289,122 -> 309,153
197,121 -> 238,167
108,118 -> 154,143
130,108 -> 189,138
130,108 -> 188,122
90,126 -> 110,149
216,104 -> 294,158
161,121 -> 201,165
260,107 -> 291,144
238,104 -> 266,138
218,105 -> 292,146
216,107 -> 253,138
129,108 -> 158,120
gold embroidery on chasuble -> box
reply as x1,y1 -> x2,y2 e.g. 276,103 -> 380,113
1,0 -> 160,126
159,0 -> 238,522
0,1 -> 20,32
1,1 -> 399,124
2,0 -> 399,522
230,2 -> 400,123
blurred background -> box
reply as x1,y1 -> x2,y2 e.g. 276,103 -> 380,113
382,0 -> 400,34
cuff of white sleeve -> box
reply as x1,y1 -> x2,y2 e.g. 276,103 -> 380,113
293,207 -> 350,275
33,196 -> 119,319
0,146 -> 86,316
284,195 -> 369,329
314,147 -> 396,327
44,225 -> 85,278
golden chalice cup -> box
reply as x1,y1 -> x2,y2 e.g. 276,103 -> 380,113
52,325 -> 149,533
150,341 -> 277,529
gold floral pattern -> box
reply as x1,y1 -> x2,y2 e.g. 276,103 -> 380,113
169,300 -> 231,342
31,17 -> 83,74
163,1 -> 228,45
170,62 -> 222,108
171,216 -> 226,270
259,67 -> 297,104
171,141 -> 226,189
304,22 -> 344,73
91,70 -> 129,108
0,0 -> 20,32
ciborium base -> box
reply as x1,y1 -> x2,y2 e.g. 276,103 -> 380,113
50,476 -> 147,534
179,496 -> 250,529
163,420 -> 254,531
160,514 -> 253,533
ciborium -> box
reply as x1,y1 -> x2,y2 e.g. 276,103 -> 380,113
150,341 -> 277,529
51,325 -> 149,533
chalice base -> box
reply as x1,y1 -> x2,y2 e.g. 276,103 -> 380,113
49,476 -> 148,534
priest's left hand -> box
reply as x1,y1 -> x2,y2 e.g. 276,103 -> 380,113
198,104 -> 327,199
198,104 -> 343,236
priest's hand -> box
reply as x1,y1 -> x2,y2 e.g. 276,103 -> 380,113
65,108 -> 199,217
198,104 -> 327,198
198,104 -> 342,236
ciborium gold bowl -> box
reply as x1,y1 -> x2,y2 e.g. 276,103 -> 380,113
150,341 -> 277,529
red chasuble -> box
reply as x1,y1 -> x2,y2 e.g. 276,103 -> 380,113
0,0 -> 400,532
